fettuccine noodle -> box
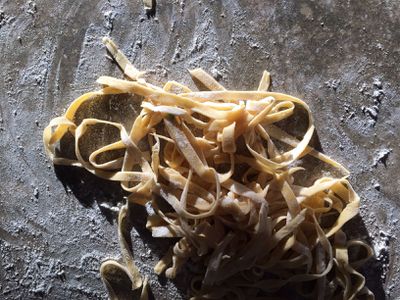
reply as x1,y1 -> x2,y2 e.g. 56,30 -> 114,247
43,37 -> 374,300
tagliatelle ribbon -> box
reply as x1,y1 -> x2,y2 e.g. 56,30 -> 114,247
44,38 -> 374,300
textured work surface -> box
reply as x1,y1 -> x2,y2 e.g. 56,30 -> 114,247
0,0 -> 399,299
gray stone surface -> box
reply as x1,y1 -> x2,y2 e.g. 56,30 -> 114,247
0,0 -> 399,299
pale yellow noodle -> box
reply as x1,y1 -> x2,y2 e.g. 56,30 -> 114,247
43,38 -> 374,300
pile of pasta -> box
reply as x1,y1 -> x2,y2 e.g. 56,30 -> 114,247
44,38 -> 375,300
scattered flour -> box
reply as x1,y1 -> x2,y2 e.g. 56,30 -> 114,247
324,79 -> 341,91
373,148 -> 392,167
360,78 -> 385,126
104,11 -> 117,32
0,9 -> 14,27
373,231 -> 392,281
25,1 -> 37,16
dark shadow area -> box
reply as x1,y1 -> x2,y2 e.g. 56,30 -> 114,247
49,91 -> 190,298
55,165 -> 189,298
100,259 -> 157,300
127,202 -> 191,297
51,89 -> 386,299
274,104 -> 386,298
55,165 -> 127,224
55,167 -> 386,298
53,92 -> 142,224
128,202 -> 176,260
343,216 -> 387,300
274,102 -> 323,152
145,0 -> 157,18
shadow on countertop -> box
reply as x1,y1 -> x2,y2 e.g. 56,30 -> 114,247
51,96 -> 386,299
55,165 -> 126,224
54,164 -> 189,299
53,163 -> 387,300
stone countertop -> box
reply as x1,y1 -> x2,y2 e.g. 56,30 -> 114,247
0,1 -> 399,299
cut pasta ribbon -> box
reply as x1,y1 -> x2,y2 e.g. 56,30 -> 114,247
43,38 -> 374,300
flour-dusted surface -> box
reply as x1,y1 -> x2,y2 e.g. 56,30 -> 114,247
0,0 -> 399,299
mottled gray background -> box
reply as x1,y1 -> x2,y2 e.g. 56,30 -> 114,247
0,0 -> 399,299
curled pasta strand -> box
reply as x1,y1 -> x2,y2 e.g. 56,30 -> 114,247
44,37 -> 374,300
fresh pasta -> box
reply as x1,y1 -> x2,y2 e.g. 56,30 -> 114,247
43,37 -> 374,300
